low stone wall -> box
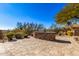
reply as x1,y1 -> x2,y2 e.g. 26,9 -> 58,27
0,30 -> 4,42
74,30 -> 79,36
32,32 -> 56,41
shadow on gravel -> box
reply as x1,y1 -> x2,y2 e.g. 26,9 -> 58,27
39,38 -> 71,44
9,40 -> 17,42
53,40 -> 71,44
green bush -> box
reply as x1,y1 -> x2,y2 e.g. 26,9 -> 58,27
6,32 -> 14,41
15,32 -> 24,39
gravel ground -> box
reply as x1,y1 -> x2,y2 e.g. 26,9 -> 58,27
0,36 -> 79,56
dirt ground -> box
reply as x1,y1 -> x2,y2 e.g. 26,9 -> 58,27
0,36 -> 79,56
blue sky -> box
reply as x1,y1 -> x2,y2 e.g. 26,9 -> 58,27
0,3 -> 66,30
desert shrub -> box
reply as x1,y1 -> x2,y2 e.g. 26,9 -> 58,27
6,32 -> 14,41
24,34 -> 28,38
67,30 -> 73,36
15,32 -> 24,39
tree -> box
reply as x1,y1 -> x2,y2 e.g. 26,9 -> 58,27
26,23 -> 45,34
23,22 -> 27,29
56,3 -> 79,24
16,22 -> 23,30
16,22 -> 45,35
50,24 -> 57,30
36,24 -> 44,31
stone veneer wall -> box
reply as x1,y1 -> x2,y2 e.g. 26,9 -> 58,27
0,30 -> 4,43
32,32 -> 56,41
74,29 -> 79,36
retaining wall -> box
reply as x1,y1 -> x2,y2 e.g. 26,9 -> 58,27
32,32 -> 56,41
